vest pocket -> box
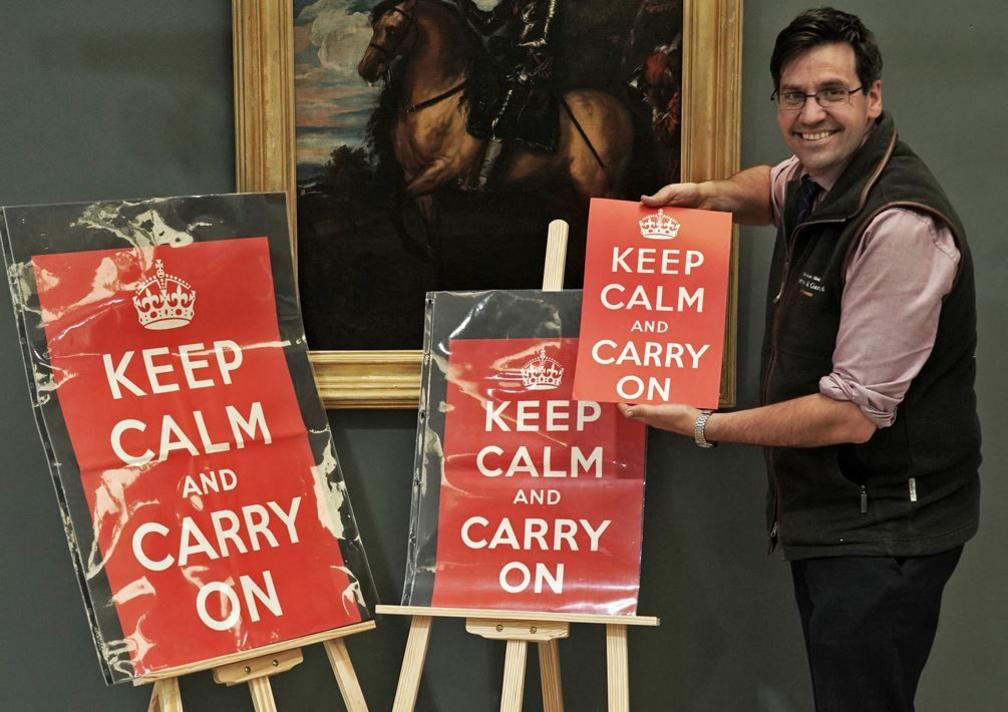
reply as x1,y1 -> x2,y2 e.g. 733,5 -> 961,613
849,415 -> 912,486
838,443 -> 870,486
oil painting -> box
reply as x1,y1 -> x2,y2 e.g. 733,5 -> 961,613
233,0 -> 741,406
292,0 -> 687,349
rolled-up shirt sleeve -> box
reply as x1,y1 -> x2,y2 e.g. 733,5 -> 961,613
819,208 -> 960,427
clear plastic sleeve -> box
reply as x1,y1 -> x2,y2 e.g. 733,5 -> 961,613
403,289 -> 646,615
1,193 -> 376,683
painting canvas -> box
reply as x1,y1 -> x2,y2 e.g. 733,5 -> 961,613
291,0 -> 687,351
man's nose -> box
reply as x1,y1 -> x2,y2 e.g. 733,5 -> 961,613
798,95 -> 828,123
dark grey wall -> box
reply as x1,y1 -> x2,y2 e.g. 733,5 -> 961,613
0,2 -> 1004,710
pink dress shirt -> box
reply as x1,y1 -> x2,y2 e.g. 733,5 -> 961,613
770,156 -> 961,428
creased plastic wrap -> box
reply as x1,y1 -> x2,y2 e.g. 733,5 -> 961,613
402,290 -> 647,616
1,193 -> 376,684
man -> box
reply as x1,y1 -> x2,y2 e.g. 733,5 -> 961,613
454,0 -> 560,189
621,8 -> 981,712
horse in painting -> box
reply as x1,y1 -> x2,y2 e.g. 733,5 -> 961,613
358,0 -> 633,218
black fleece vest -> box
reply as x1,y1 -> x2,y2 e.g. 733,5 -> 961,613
761,112 -> 981,560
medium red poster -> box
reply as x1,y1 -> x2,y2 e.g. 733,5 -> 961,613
403,290 -> 647,616
573,198 -> 732,407
2,194 -> 375,683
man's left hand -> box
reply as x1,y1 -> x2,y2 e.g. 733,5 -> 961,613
617,402 -> 700,437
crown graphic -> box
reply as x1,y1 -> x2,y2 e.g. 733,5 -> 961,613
639,209 -> 680,240
520,347 -> 564,390
132,259 -> 196,330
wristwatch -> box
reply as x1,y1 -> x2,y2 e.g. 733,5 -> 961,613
693,409 -> 716,448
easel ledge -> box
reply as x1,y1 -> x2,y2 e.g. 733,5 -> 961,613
143,620 -> 375,712
137,620 -> 376,681
376,605 -> 659,627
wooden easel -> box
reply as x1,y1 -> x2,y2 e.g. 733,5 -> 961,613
379,220 -> 660,711
378,606 -> 659,712
145,620 -> 376,711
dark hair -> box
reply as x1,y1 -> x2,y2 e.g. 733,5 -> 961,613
770,7 -> 882,91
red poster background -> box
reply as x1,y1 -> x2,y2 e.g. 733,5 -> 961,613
32,238 -> 360,676
432,338 -> 646,615
573,198 -> 732,407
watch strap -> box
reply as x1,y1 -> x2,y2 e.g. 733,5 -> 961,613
694,409 -> 716,448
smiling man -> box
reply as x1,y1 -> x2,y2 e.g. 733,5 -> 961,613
624,8 -> 981,712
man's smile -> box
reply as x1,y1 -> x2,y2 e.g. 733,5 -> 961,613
794,129 -> 840,142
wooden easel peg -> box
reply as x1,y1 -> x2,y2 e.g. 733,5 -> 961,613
534,218 -> 569,712
213,648 -> 304,712
542,219 -> 569,292
466,619 -> 569,712
147,677 -> 182,712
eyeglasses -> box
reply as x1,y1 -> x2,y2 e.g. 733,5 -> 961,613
771,86 -> 864,111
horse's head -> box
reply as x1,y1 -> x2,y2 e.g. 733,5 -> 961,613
358,0 -> 419,83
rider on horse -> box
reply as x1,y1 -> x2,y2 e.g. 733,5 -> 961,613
454,0 -> 561,190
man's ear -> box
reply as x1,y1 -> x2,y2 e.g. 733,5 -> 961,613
866,79 -> 883,120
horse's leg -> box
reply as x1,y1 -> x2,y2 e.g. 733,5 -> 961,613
404,157 -> 456,197
458,139 -> 495,191
386,192 -> 434,260
415,192 -> 447,287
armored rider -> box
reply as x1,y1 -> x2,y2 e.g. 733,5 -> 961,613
454,0 -> 561,189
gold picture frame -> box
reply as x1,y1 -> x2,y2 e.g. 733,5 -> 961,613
232,0 -> 742,409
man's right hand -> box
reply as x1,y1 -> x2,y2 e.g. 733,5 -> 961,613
641,182 -> 707,209
640,166 -> 775,226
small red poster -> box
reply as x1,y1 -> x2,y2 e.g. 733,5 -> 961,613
573,198 -> 732,407
431,336 -> 646,615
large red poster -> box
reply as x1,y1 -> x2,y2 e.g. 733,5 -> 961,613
431,336 -> 646,615
3,194 -> 374,684
573,198 -> 732,407
31,237 -> 361,674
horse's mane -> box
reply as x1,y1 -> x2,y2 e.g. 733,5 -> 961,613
368,0 -> 490,89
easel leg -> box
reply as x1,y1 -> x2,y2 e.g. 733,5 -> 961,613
392,615 -> 433,712
500,639 -> 528,712
537,639 -> 563,711
247,676 -> 277,712
147,678 -> 182,712
605,624 -> 629,712
324,638 -> 369,712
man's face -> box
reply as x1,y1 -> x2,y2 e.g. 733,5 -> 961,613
776,42 -> 882,181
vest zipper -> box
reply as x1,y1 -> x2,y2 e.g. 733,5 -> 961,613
776,213 -> 871,523
773,262 -> 788,303
763,216 -> 843,550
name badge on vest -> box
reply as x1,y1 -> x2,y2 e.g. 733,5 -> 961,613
798,271 -> 826,298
